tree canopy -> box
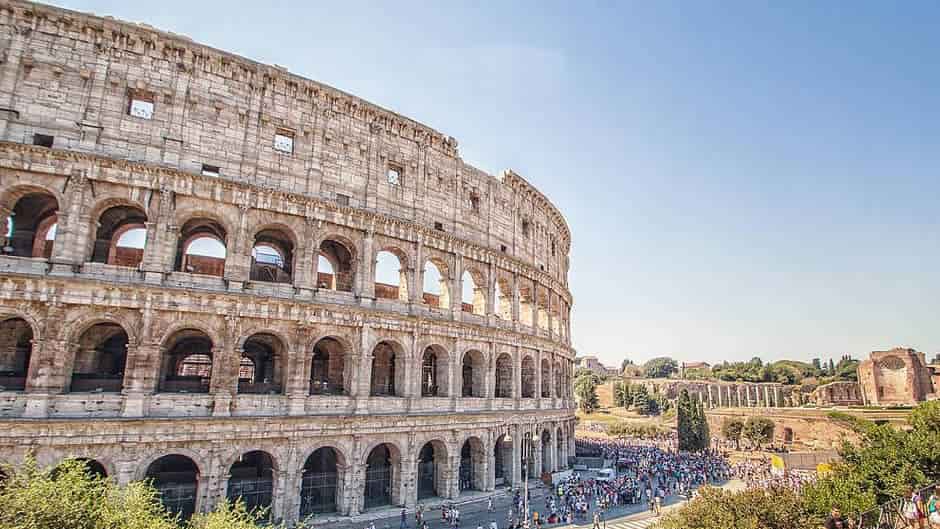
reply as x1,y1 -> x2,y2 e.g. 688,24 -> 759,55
643,357 -> 678,378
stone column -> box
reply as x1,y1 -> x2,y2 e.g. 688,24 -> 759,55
343,463 -> 364,516
511,273 -> 521,329
530,280 -> 540,331
223,204 -> 250,289
209,344 -> 235,417
293,217 -> 319,296
410,236 -> 424,306
48,171 -> 89,276
546,292 -> 555,340
400,456 -> 417,509
486,260 -> 497,322
358,229 -> 375,302
511,426 -> 522,486
452,252 -> 463,320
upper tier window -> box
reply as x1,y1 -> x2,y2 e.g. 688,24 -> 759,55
274,130 -> 294,154
128,92 -> 155,120
387,164 -> 402,186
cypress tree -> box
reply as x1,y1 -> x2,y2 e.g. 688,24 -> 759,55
677,389 -> 693,451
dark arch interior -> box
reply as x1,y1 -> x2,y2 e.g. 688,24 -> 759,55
541,359 -> 551,398
90,205 -> 147,266
52,457 -> 108,480
145,454 -> 199,520
364,444 -> 393,509
416,442 -> 441,500
0,317 -> 33,391
160,329 -> 213,393
494,434 -> 513,487
70,322 -> 128,392
238,333 -> 284,394
5,192 -> 58,258
462,350 -> 485,398
495,354 -> 513,398
458,440 -> 481,493
301,447 -> 339,516
310,337 -> 346,395
227,451 -> 274,516
370,342 -> 398,397
421,348 -> 440,397
521,357 -> 536,398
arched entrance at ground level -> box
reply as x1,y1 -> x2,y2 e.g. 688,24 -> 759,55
459,438 -> 485,493
417,441 -> 447,500
494,434 -> 513,487
70,322 -> 128,393
364,444 -> 399,510
310,337 -> 346,395
145,454 -> 199,520
52,457 -> 108,480
227,451 -> 274,516
301,447 -> 341,516
541,430 -> 552,474
521,433 -> 536,479
783,427 -> 794,444
0,317 -> 33,391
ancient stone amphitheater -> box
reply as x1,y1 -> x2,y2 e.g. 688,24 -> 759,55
0,1 -> 576,523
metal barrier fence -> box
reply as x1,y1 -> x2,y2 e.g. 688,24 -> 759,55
853,482 -> 937,529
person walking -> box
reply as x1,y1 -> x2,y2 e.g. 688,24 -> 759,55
488,496 -> 495,513
592,510 -> 601,529
401,507 -> 408,529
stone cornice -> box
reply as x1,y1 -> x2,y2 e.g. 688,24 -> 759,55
0,272 -> 576,357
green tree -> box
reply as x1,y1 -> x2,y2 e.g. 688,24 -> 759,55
742,417 -> 775,449
632,384 -> 652,415
721,417 -> 745,450
612,380 -> 626,407
678,390 -> 707,451
574,372 -> 599,413
620,358 -> 634,372
828,358 -> 836,375
658,485 -> 815,529
643,357 -> 678,378
0,458 -> 178,529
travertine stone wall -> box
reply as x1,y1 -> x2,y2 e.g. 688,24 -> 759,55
625,378 -> 803,408
0,0 -> 577,523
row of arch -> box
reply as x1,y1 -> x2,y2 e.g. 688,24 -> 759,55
26,427 -> 570,522
1,187 -> 569,338
0,316 -> 571,399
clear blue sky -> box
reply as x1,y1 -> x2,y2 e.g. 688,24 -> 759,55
52,0 -> 940,367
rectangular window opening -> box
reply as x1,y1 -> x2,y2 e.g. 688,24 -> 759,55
128,91 -> 155,120
201,164 -> 220,177
387,164 -> 403,186
32,133 -> 54,148
336,193 -> 350,206
434,222 -> 444,232
500,244 -> 507,253
274,130 -> 295,154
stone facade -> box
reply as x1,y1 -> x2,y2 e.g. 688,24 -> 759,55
0,0 -> 576,524
858,347 -> 938,406
810,380 -> 863,407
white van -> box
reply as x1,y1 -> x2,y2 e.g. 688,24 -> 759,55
596,468 -> 616,482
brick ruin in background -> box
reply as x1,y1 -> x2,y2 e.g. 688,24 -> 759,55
0,0 -> 577,523
858,347 -> 939,406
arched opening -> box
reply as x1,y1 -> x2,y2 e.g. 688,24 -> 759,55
461,349 -> 485,398
540,359 -> 551,398
519,285 -> 534,327
417,441 -> 447,500
317,239 -> 354,292
160,329 -> 213,393
90,205 -> 147,267
0,317 -> 33,391
370,341 -> 403,397
70,322 -> 128,392
495,278 -> 512,320
301,447 -> 341,516
420,346 -> 449,397
783,427 -> 794,444
522,432 -> 536,479
554,361 -> 563,398
556,427 -> 565,469
310,337 -> 346,395
238,333 -> 286,394
495,353 -> 513,398
461,270 -> 486,315
145,454 -> 199,520
52,457 -> 108,480
521,356 -> 536,398
175,218 -> 227,276
250,228 -> 294,283
459,438 -> 485,493
422,259 -> 450,308
375,249 -> 408,302
3,191 -> 58,258
227,450 -> 274,516
364,444 -> 399,510
537,290 -> 550,331
541,430 -> 552,474
494,434 -> 513,487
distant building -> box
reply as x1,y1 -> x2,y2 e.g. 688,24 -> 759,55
858,347 -> 940,406
679,361 -> 710,377
576,356 -> 614,377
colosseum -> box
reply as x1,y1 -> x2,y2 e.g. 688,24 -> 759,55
0,0 -> 576,523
